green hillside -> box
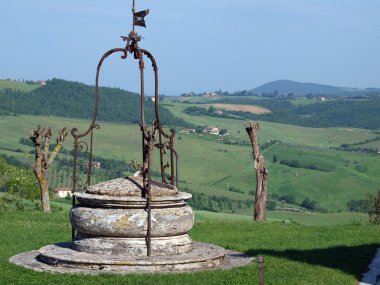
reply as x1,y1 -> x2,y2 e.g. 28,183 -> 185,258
0,79 -> 189,127
0,114 -> 379,213
0,80 -> 41,92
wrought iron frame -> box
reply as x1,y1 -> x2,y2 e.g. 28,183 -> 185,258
71,31 -> 178,257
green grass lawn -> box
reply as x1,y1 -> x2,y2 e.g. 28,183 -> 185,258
0,209 -> 379,285
196,210 -> 369,226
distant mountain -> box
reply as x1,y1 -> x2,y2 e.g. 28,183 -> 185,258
251,80 -> 380,96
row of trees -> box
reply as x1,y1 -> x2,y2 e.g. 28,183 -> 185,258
276,158 -> 332,172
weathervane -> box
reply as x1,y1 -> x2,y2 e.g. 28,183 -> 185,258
132,0 -> 149,30
70,0 -> 178,256
122,0 -> 149,49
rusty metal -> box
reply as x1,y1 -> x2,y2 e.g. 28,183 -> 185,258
258,255 -> 265,285
70,1 -> 178,257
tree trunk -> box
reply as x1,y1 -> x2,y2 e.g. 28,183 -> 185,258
245,122 -> 268,221
39,175 -> 51,212
30,126 -> 67,213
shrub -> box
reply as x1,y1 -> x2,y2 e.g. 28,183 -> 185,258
368,191 -> 380,225
0,193 -> 25,211
267,200 -> 276,210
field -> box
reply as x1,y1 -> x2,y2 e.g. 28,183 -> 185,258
199,103 -> 271,114
0,114 -> 380,212
0,208 -> 379,285
162,102 -> 378,146
0,80 -> 41,92
197,210 -> 369,226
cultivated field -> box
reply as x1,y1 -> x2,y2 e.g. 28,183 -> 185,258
162,102 -> 378,147
200,103 -> 271,114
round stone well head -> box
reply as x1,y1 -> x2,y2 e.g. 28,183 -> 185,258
70,176 -> 195,256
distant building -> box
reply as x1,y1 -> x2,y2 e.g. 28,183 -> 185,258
179,128 -> 196,134
53,187 -> 72,198
86,161 -> 101,169
202,92 -> 219,97
318,97 -> 327,101
28,80 -> 47,85
203,126 -> 219,135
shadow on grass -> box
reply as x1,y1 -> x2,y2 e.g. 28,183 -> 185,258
247,243 -> 379,278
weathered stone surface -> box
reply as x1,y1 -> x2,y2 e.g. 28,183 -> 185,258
73,233 -> 193,256
86,177 -> 178,197
71,205 -> 194,238
36,242 -> 230,272
74,191 -> 192,208
9,247 -> 254,274
9,178 -> 243,275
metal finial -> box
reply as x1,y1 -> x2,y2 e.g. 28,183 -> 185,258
132,0 -> 136,31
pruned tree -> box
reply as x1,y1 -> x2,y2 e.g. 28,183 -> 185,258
244,122 -> 268,221
30,125 -> 68,212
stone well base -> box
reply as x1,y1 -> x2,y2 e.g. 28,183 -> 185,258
72,233 -> 193,256
9,242 -> 254,274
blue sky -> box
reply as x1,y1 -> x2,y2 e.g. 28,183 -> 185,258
1,0 -> 379,95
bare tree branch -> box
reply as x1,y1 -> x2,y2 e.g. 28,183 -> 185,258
48,127 -> 68,165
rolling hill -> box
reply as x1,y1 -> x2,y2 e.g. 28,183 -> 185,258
0,79 -> 190,127
251,79 -> 380,96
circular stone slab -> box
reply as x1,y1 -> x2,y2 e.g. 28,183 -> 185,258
38,242 -> 226,270
86,177 -> 178,197
10,243 -> 254,274
73,233 -> 193,256
74,192 -> 192,208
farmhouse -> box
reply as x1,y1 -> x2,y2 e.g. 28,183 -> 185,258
179,128 -> 196,134
202,91 -> 219,97
31,80 -> 47,85
86,161 -> 101,169
203,126 -> 219,135
53,187 -> 72,198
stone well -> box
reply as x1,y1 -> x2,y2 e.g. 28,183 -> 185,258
9,3 -> 254,272
10,177 -> 253,274
70,177 -> 194,256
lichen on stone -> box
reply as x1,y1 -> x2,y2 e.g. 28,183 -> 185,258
86,177 -> 178,197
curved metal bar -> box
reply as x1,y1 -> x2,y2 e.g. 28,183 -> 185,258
140,49 -> 170,139
71,49 -> 128,186
71,49 -> 128,140
140,48 -> 178,186
172,148 -> 179,187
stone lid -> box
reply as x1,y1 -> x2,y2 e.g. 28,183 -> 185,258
86,177 -> 178,197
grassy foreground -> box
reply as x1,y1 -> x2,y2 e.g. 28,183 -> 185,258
1,209 -> 379,285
